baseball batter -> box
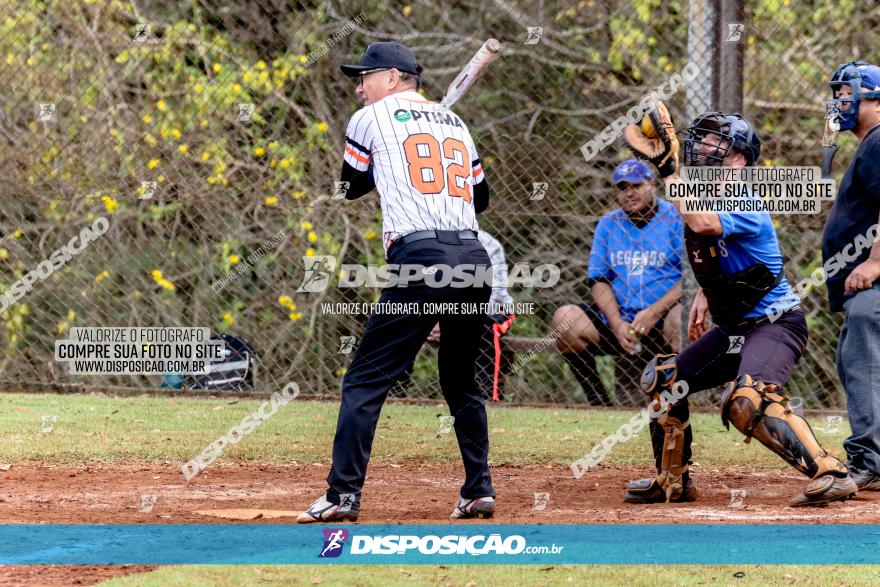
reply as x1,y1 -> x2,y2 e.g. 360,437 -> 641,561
298,42 -> 496,523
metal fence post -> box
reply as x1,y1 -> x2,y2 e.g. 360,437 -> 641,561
682,0 -> 718,351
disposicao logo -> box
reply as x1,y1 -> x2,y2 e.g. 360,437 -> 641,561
349,533 -> 527,555
319,528 -> 349,558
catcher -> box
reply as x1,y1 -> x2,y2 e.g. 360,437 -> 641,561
620,102 -> 858,506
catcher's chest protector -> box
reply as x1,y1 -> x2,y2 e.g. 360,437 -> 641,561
684,227 -> 781,324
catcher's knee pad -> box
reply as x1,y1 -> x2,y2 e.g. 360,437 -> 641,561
640,354 -> 678,396
721,374 -> 848,478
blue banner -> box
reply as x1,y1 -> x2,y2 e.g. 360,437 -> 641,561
2,524 -> 879,565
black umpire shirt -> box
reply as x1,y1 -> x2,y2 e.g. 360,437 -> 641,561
822,124 -> 880,312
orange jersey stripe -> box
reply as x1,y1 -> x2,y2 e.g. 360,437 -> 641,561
344,145 -> 370,164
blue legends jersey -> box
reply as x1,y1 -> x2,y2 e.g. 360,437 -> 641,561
714,209 -> 797,318
588,199 -> 683,323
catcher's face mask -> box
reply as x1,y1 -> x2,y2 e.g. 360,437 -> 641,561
826,61 -> 880,132
828,79 -> 860,132
684,116 -> 733,167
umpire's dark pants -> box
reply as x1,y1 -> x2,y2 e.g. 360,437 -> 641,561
326,232 -> 494,504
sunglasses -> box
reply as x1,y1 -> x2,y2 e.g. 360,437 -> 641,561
356,68 -> 391,86
615,182 -> 643,191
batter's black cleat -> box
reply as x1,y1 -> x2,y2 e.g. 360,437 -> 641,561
623,477 -> 698,504
850,468 -> 880,491
789,474 -> 858,507
450,496 -> 496,519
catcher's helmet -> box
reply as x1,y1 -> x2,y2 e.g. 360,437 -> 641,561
827,61 -> 880,131
683,112 -> 761,167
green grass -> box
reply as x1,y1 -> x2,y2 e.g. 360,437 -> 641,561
0,392 -> 851,468
100,564 -> 880,586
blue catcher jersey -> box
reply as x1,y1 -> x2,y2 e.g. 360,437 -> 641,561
715,209 -> 797,318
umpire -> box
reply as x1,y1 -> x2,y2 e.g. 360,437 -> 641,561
297,42 -> 497,522
822,61 -> 880,491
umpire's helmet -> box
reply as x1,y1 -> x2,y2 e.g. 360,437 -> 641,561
828,61 -> 880,131
683,112 -> 761,167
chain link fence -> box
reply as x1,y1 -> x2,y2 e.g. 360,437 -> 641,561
1,0 -> 877,407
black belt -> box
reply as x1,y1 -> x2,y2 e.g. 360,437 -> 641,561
394,229 -> 478,247
727,304 -> 801,331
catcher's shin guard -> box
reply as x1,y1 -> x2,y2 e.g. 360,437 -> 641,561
656,416 -> 691,500
625,354 -> 693,503
625,416 -> 693,503
721,374 -> 848,479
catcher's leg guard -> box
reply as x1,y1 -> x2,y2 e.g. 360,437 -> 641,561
624,355 -> 697,504
721,374 -> 848,477
721,374 -> 857,505
656,416 -> 690,500
625,416 -> 696,503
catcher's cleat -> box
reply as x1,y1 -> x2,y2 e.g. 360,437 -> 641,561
296,493 -> 359,524
623,476 -> 698,504
789,474 -> 858,507
850,468 -> 880,491
450,496 -> 496,519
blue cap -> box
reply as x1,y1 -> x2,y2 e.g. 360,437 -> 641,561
612,159 -> 655,184
341,42 -> 423,77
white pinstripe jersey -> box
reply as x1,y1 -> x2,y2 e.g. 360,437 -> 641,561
342,90 -> 485,249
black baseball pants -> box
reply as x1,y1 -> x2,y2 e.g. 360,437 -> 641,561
326,232 -> 494,504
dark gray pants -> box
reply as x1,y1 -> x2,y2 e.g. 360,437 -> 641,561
838,283 -> 880,474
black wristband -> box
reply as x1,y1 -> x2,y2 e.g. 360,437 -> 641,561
656,157 -> 676,179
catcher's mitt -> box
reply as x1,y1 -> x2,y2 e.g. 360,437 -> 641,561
623,100 -> 679,178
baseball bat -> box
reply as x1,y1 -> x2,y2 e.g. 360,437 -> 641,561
440,39 -> 503,108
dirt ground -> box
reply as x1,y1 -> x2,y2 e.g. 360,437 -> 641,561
1,462 -> 879,585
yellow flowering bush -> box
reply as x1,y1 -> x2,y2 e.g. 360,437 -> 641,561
101,196 -> 118,213
150,269 -> 176,291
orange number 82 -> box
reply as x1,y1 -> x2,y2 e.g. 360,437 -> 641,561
402,133 -> 472,203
